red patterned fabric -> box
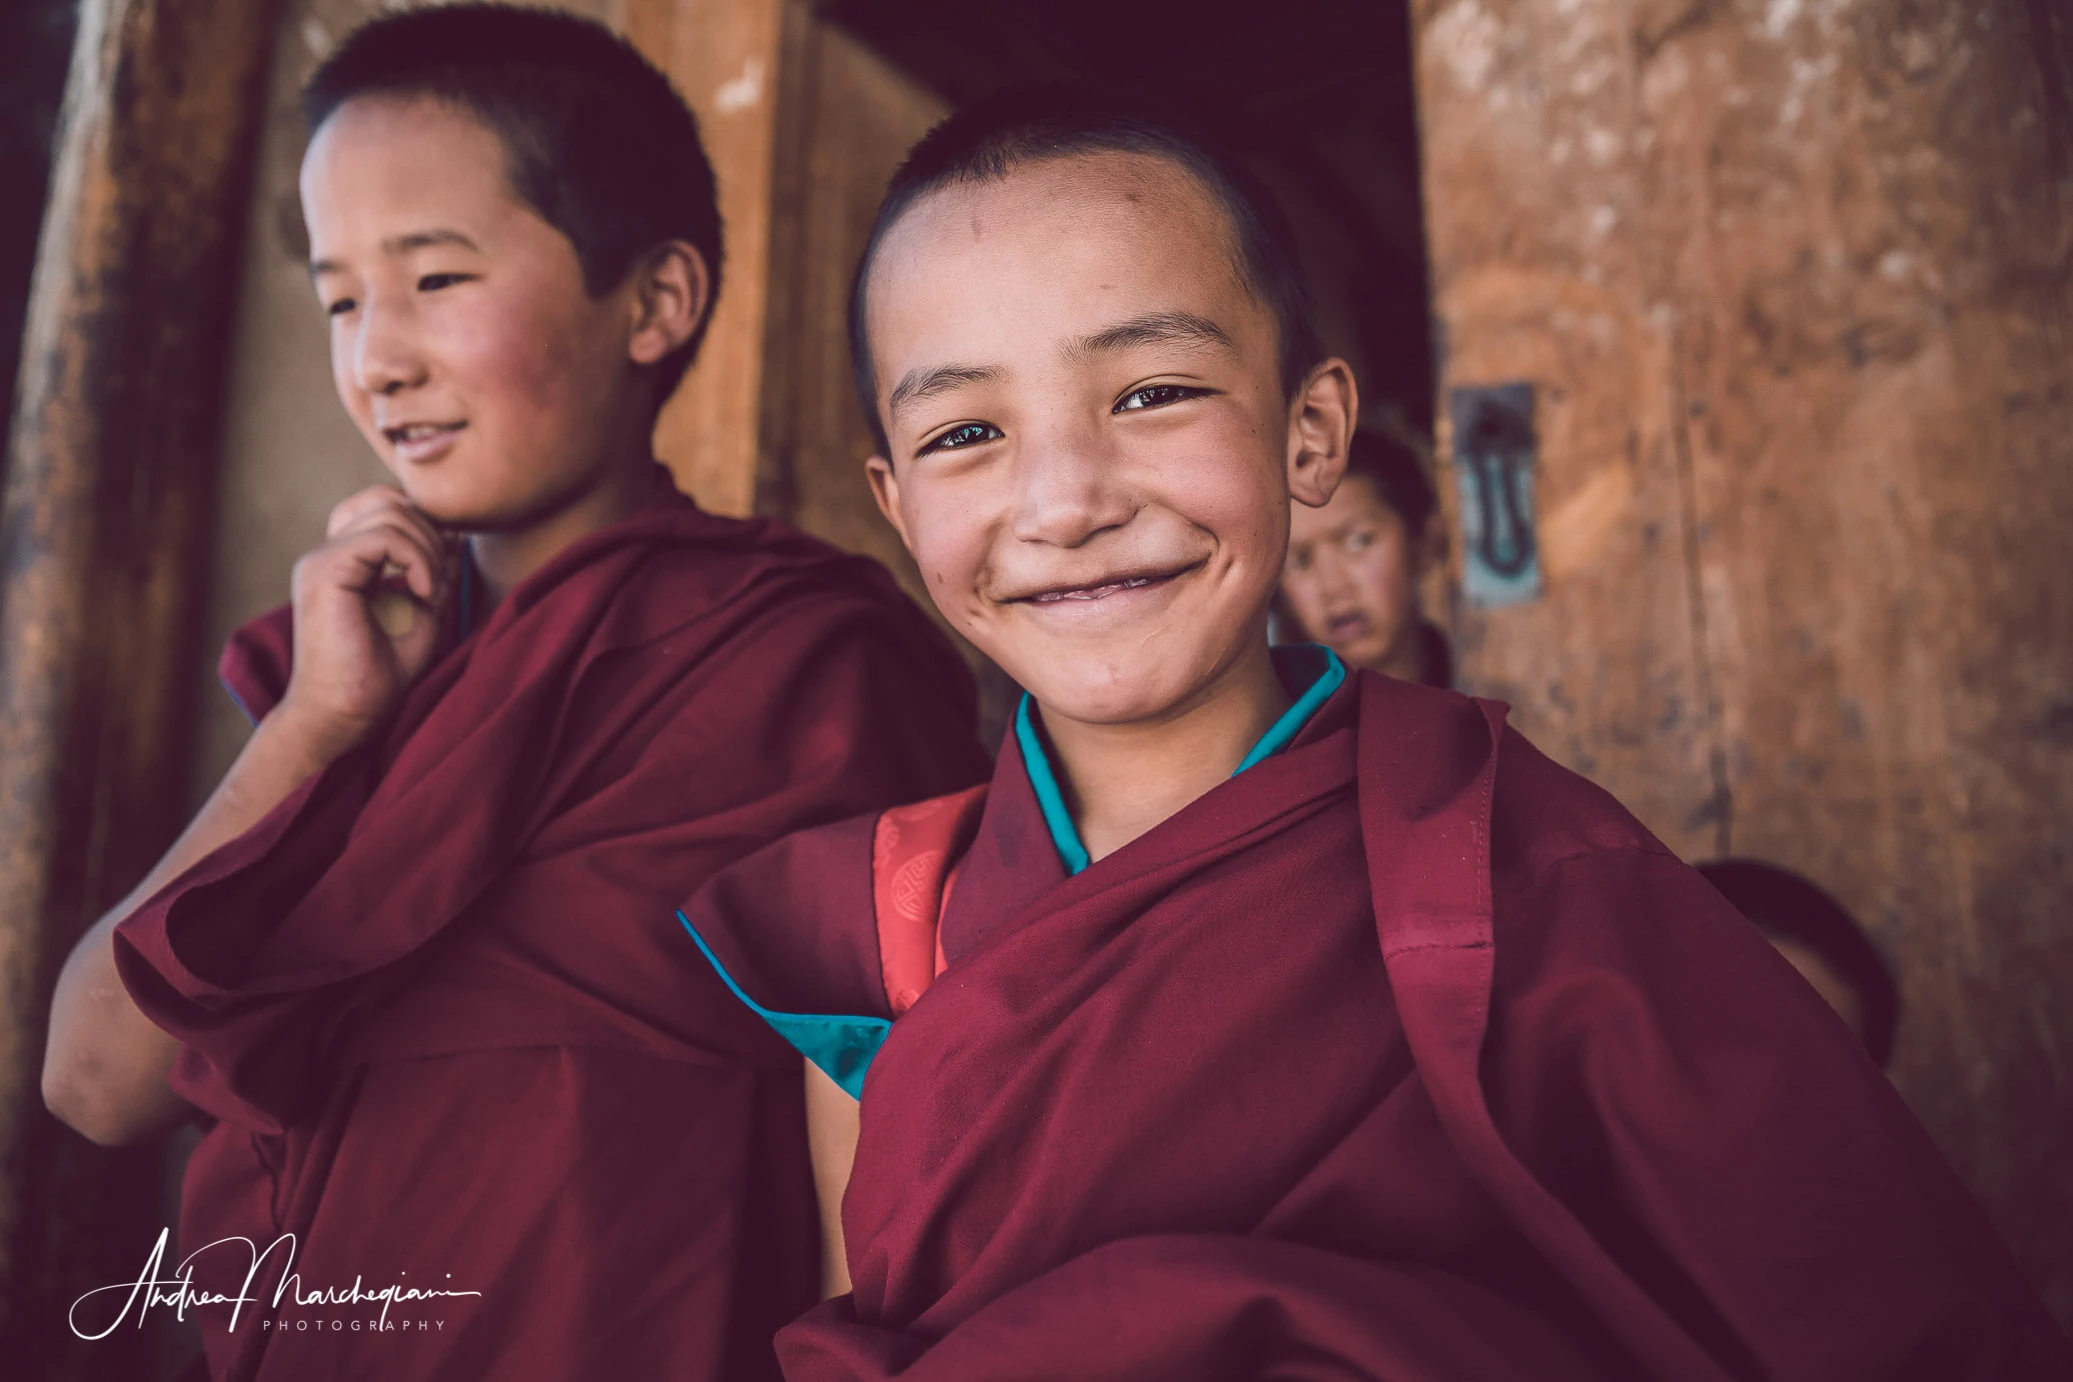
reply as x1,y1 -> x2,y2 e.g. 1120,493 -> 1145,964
112,480 -> 991,1382
870,788 -> 986,1015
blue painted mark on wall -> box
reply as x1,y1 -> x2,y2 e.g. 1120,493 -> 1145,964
1449,382 -> 1541,607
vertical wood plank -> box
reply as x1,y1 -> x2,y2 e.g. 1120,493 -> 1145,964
756,23 -> 945,595
626,0 -> 797,515
0,0 -> 281,1368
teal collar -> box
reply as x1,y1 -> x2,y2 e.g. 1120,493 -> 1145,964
1014,645 -> 1347,877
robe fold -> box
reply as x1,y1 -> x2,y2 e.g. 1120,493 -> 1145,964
679,669 -> 2070,1381
113,480 -> 992,1382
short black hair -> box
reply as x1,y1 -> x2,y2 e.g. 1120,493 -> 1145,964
849,90 -> 1326,456
1696,858 -> 1901,1066
303,4 -> 722,397
1343,429 -> 1437,535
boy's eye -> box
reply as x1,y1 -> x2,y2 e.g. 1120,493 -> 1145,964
1115,383 -> 1206,413
919,422 -> 1003,456
1346,529 -> 1376,552
325,297 -> 357,317
417,272 -> 472,292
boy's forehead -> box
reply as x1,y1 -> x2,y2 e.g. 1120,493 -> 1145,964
1293,476 -> 1406,543
300,95 -> 520,239
916,152 -> 1228,233
1325,474 -> 1399,521
867,153 -> 1258,357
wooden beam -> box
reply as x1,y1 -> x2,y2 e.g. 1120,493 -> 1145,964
0,0 -> 280,1368
626,0 -> 807,516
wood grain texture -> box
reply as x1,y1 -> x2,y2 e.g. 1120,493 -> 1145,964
1414,0 -> 2073,1323
627,0 -> 794,516
755,22 -> 944,595
0,0 -> 281,1369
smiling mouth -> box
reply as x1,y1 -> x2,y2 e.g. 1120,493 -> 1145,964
1017,562 -> 1201,604
383,421 -> 466,448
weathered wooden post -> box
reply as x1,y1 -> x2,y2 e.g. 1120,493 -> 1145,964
628,0 -> 951,596
0,0 -> 281,1369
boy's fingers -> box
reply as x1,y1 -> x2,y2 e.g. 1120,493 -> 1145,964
331,498 -> 450,568
330,495 -> 445,558
331,503 -> 448,572
324,485 -> 414,539
308,517 -> 446,603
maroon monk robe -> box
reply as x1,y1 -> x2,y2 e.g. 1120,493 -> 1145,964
680,670 -> 2071,1381
112,477 -> 991,1382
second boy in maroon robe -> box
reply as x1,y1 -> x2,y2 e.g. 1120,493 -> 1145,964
46,10 -> 985,1379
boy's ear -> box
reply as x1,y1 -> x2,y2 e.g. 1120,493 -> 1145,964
864,455 -> 916,553
627,240 -> 711,366
1286,358 -> 1358,509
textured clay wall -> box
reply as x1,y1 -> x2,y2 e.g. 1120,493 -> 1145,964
1414,0 -> 2072,1319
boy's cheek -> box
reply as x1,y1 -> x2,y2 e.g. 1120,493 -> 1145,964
455,297 -> 566,396
896,476 -> 990,584
906,528 -> 988,619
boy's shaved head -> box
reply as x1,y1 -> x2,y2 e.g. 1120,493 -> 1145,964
855,118 -> 1357,737
851,92 -> 1324,454
304,4 -> 723,388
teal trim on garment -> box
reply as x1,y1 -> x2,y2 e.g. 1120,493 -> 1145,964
1234,645 -> 1346,773
676,910 -> 888,1099
1015,696 -> 1093,876
1017,645 -> 1347,876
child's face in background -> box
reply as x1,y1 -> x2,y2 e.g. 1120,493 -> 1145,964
302,97 -> 651,530
863,154 -> 1351,728
1281,474 -> 1429,672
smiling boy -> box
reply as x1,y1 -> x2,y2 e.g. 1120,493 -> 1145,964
678,97 -> 2070,1379
42,9 -> 986,1380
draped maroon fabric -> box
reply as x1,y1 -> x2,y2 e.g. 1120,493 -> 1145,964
681,670 -> 2070,1381
112,480 -> 992,1382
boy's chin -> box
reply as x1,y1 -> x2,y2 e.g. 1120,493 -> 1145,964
1014,662 -> 1214,731
391,495 -> 484,531
385,480 -> 524,534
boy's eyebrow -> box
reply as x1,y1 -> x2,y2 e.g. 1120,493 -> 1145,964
1065,310 -> 1236,361
308,228 -> 483,278
887,364 -> 1004,417
884,311 -> 1236,419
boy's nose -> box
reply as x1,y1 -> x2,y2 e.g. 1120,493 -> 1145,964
1009,425 -> 1136,548
1312,549 -> 1357,601
351,303 -> 429,397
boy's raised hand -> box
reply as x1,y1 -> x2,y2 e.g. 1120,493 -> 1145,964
43,485 -> 453,1145
277,485 -> 454,756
